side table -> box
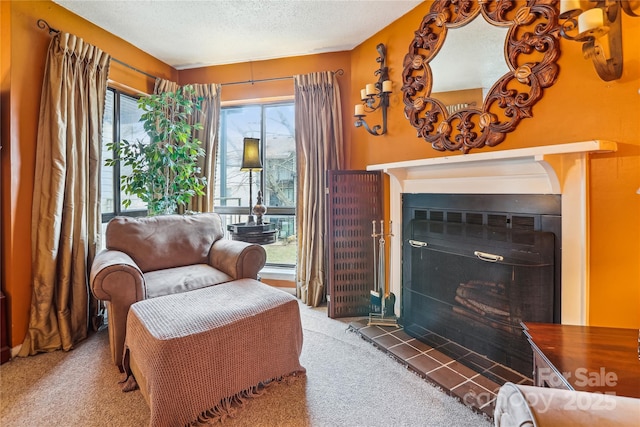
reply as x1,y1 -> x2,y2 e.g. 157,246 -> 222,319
227,222 -> 277,245
522,322 -> 640,398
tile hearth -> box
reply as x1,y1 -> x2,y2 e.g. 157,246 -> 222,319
348,319 -> 533,419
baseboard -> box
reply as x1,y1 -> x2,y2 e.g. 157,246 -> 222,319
259,266 -> 295,281
10,344 -> 22,359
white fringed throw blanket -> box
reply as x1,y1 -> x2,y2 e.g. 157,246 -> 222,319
122,279 -> 305,427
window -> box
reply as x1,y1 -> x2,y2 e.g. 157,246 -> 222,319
215,103 -> 296,267
101,89 -> 148,238
101,93 -> 297,267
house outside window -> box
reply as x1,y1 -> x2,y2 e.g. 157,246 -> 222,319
215,103 -> 296,267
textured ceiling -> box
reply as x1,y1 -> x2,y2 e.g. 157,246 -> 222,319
53,0 -> 423,69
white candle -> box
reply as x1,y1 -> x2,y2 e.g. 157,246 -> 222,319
354,104 -> 365,116
365,83 -> 376,96
360,89 -> 367,100
382,80 -> 392,93
560,0 -> 582,17
578,7 -> 603,34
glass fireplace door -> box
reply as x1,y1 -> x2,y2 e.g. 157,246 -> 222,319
403,220 -> 555,375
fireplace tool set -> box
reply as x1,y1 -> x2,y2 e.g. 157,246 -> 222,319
369,220 -> 399,327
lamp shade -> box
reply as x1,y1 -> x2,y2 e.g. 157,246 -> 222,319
241,137 -> 263,171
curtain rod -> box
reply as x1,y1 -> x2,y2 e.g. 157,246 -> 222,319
111,58 -> 160,81
221,68 -> 344,86
38,19 -> 162,81
37,19 -> 344,86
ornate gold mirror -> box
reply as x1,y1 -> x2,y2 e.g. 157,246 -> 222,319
402,0 -> 561,153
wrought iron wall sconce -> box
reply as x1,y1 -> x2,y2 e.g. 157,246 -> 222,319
559,0 -> 639,82
354,43 -> 392,136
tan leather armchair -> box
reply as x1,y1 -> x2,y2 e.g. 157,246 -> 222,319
494,382 -> 640,426
90,213 -> 266,370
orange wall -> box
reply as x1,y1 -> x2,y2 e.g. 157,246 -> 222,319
2,1 -> 638,351
2,1 -> 176,348
349,2 -> 639,328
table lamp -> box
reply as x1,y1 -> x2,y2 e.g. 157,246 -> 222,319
241,137 -> 263,225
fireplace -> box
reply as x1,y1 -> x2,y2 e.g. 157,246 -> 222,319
367,140 -> 616,376
402,193 -> 560,375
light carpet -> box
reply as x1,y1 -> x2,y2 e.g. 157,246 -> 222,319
1,301 -> 491,426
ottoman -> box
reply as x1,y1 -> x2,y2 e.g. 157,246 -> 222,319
122,278 -> 305,427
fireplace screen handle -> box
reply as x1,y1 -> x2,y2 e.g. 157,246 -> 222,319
474,251 -> 504,263
408,239 -> 428,248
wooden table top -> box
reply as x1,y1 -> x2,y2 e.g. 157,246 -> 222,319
523,322 -> 640,398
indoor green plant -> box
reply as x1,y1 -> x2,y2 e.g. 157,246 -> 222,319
106,85 -> 207,216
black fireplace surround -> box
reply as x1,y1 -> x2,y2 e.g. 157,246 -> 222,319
402,194 -> 561,376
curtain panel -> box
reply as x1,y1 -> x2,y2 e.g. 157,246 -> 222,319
20,33 -> 110,355
154,79 -> 221,213
294,71 -> 344,307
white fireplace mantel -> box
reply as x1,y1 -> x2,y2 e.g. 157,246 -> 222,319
367,140 -> 617,326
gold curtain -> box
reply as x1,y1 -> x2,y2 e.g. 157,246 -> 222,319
19,33 -> 110,355
154,79 -> 222,213
293,71 -> 344,307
